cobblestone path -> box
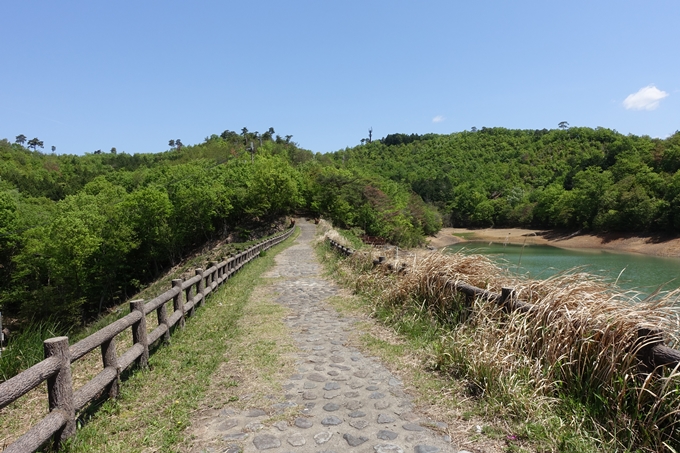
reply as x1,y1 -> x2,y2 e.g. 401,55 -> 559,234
196,221 -> 458,453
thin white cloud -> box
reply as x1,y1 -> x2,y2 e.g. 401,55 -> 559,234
623,85 -> 669,110
432,115 -> 445,123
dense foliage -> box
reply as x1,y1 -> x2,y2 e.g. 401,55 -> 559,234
7,124 -> 675,326
336,127 -> 680,233
0,131 -> 436,325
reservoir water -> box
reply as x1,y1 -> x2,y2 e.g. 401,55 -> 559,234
445,242 -> 680,295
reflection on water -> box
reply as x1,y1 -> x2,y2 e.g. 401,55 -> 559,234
445,242 -> 680,295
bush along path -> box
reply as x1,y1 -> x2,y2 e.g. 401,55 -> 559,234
188,220 -> 456,453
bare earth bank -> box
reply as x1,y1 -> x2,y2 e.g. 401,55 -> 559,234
428,227 -> 680,258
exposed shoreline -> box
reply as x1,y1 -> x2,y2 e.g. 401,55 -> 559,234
428,227 -> 680,258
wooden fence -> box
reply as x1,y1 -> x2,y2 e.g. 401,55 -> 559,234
0,226 -> 295,453
327,238 -> 680,370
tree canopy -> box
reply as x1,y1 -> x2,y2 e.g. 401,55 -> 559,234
6,125 -> 677,326
0,128 -> 438,325
336,127 -> 680,233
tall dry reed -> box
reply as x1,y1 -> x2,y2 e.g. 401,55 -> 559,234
325,233 -> 680,451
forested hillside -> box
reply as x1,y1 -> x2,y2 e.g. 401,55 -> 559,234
0,131 -> 438,326
7,125 -> 678,327
333,127 -> 680,233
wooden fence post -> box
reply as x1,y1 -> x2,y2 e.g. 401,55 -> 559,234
499,287 -> 515,312
173,279 -> 185,328
130,300 -> 149,368
195,268 -> 204,308
44,337 -> 75,444
208,262 -> 215,289
185,278 -> 194,317
157,298 -> 170,344
101,337 -> 120,398
636,327 -> 665,370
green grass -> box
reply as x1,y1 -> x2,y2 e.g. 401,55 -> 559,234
58,228 -> 299,453
0,319 -> 68,382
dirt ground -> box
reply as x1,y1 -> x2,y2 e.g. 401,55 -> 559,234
428,227 -> 680,258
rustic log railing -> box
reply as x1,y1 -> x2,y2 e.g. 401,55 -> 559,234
0,226 -> 295,453
327,238 -> 680,370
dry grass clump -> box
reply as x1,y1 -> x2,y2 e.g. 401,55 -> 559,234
315,219 -> 340,244
328,234 -> 680,451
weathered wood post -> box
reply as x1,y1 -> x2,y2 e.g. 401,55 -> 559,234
44,337 -> 76,444
636,326 -> 665,370
101,337 -> 120,398
499,287 -> 515,312
185,277 -> 194,317
172,279 -> 185,328
195,268 -> 205,308
208,262 -> 216,290
130,300 -> 149,368
157,297 -> 170,344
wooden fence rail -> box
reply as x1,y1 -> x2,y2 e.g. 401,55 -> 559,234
327,239 -> 680,370
0,226 -> 295,453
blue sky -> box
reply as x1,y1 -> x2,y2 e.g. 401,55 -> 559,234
1,1 -> 678,155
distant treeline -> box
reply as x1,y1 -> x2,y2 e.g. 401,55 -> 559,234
337,127 -> 680,233
0,131 -> 439,325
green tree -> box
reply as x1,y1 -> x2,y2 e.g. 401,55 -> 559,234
81,178 -> 138,313
231,156 -> 301,221
27,138 -> 44,151
565,167 -> 614,229
262,127 -> 275,141
156,163 -> 229,258
12,193 -> 106,323
122,186 -> 173,275
220,130 -> 239,141
0,191 -> 19,312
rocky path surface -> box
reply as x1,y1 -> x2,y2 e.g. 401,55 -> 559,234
196,221 -> 459,453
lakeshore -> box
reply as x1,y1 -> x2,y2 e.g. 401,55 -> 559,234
428,227 -> 680,258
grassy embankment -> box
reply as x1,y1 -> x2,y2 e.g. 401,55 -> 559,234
317,221 -> 680,453
0,228 -> 298,452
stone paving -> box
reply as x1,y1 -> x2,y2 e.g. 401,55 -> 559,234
198,221 -> 463,453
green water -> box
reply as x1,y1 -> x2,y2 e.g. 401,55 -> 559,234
446,242 -> 680,295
